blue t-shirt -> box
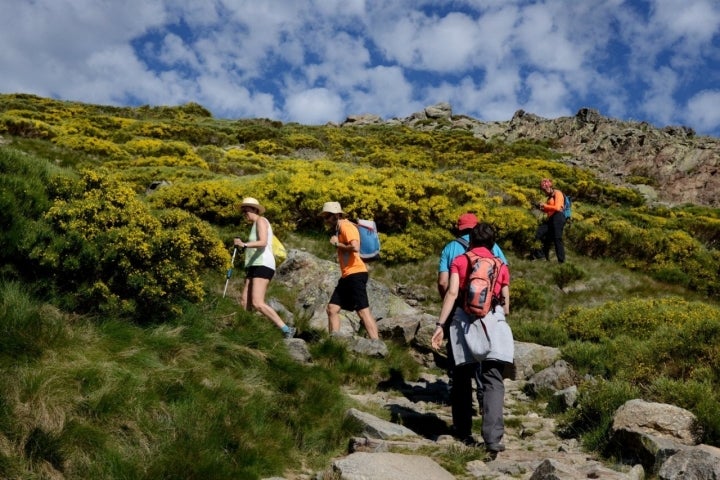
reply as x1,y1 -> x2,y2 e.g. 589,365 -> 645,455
438,234 -> 508,273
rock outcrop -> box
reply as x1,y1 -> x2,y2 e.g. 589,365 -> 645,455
341,103 -> 720,207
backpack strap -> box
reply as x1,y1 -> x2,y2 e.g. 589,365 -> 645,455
454,237 -> 470,250
458,251 -> 476,308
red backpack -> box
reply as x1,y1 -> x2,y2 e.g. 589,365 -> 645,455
462,252 -> 503,319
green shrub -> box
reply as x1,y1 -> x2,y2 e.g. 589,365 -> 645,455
557,379 -> 640,452
558,296 -> 720,342
0,148 -> 63,280
28,170 -> 227,320
0,113 -> 56,139
558,298 -> 720,449
511,277 -> 550,311
552,263 -> 587,289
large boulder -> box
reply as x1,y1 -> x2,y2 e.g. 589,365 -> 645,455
610,399 -> 702,473
275,249 -> 418,335
659,446 -> 720,480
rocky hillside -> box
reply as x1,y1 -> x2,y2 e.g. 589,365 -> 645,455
343,103 -> 719,208
272,250 -> 720,479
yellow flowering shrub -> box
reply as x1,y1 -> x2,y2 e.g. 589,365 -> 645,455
131,153 -> 209,169
558,297 -> 716,341
146,179 -> 244,226
52,134 -> 128,159
54,118 -> 108,138
31,170 -> 226,320
123,138 -> 195,158
286,133 -> 325,150
249,139 -> 288,155
0,113 -> 56,139
2,93 -> 719,297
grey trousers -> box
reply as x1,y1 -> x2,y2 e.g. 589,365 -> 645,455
479,360 -> 506,446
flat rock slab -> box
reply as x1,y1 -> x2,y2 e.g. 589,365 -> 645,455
332,452 -> 454,480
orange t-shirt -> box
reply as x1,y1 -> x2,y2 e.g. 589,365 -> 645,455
336,219 -> 367,277
542,190 -> 565,217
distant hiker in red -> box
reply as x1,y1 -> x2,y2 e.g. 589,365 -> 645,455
534,178 -> 567,263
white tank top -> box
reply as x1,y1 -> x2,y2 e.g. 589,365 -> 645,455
244,217 -> 276,270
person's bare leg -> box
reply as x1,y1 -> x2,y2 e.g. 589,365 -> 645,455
356,307 -> 379,339
326,303 -> 342,333
240,278 -> 251,310
249,277 -> 286,329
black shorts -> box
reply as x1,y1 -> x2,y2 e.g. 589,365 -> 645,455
245,265 -> 275,280
329,272 -> 370,311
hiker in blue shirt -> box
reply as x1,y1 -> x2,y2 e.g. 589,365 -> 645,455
438,213 -> 507,299
436,212 -> 508,440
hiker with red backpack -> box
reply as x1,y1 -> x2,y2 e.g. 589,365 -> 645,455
437,212 -> 507,423
437,212 -> 507,299
431,223 -> 511,454
534,178 -> 567,263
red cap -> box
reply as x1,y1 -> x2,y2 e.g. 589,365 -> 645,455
457,213 -> 478,230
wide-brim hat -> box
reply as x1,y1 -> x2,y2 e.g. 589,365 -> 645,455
320,201 -> 344,216
240,197 -> 265,214
457,213 -> 478,231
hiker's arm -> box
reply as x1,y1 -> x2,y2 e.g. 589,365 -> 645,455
432,272 -> 460,349
437,271 -> 449,300
330,236 -> 359,252
501,285 -> 510,315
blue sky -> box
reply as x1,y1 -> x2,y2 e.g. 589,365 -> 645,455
2,0 -> 719,137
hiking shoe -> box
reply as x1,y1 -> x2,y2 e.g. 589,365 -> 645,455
283,327 -> 296,339
460,436 -> 481,447
486,443 -> 505,453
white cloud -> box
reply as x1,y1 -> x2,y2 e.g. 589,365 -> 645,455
685,90 -> 720,133
285,88 -> 344,124
640,66 -> 679,126
344,66 -> 418,119
514,4 -> 584,72
0,0 -> 719,136
158,33 -> 200,69
523,72 -> 571,119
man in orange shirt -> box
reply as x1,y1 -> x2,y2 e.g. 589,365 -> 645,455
320,201 -> 380,339
535,178 -> 567,263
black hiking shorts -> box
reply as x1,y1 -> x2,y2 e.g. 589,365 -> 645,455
329,272 -> 370,311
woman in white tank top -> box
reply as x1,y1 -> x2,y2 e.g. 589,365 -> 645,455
233,197 -> 295,339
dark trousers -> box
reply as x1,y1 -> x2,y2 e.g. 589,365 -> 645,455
479,360 -> 506,446
535,213 -> 566,263
450,362 -> 477,439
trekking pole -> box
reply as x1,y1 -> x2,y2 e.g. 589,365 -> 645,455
222,246 -> 238,298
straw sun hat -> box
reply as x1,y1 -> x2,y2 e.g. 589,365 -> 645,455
239,197 -> 265,214
320,201 -> 344,216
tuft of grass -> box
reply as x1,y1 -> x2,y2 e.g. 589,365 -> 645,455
0,281 -> 67,360
556,378 -> 640,453
551,262 -> 587,290
431,443 -> 486,476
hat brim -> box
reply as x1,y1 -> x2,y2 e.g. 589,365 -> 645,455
241,203 -> 265,214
